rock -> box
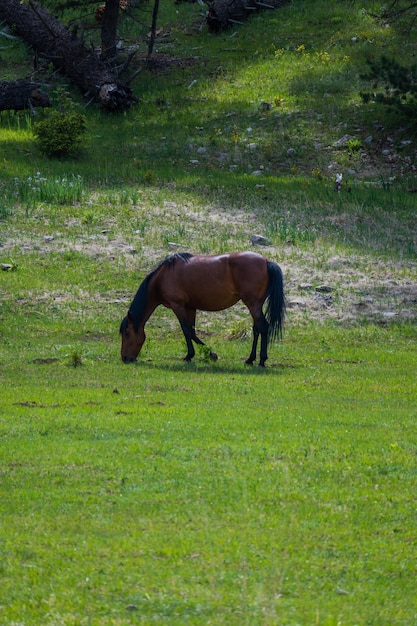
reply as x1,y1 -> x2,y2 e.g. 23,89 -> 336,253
336,588 -> 350,596
287,299 -> 307,309
1,263 -> 14,271
315,293 -> 333,307
250,234 -> 271,246
315,285 -> 333,293
353,301 -> 371,310
334,134 -> 353,147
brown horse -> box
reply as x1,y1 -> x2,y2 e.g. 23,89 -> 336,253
120,251 -> 285,367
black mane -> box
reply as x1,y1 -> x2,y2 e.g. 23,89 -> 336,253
123,253 -> 193,332
163,251 -> 193,266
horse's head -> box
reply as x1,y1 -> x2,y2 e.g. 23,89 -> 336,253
119,311 -> 145,363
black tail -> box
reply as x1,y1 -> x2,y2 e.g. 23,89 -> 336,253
265,261 -> 286,343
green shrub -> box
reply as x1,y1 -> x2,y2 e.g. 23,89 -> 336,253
33,91 -> 87,158
360,55 -> 417,120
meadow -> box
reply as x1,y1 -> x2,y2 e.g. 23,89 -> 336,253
1,0 -> 417,623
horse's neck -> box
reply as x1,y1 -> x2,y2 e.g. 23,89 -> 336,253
130,275 -> 160,328
141,276 -> 160,323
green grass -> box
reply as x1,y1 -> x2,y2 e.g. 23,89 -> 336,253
1,0 -> 416,188
1,0 -> 417,623
1,325 -> 417,624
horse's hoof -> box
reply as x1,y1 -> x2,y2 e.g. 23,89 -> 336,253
210,352 -> 218,361
245,359 -> 254,366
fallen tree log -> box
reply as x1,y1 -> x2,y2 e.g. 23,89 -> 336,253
206,0 -> 288,32
0,80 -> 50,113
0,0 -> 137,112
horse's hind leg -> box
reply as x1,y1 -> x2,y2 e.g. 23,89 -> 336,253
245,309 -> 269,367
258,325 -> 269,367
245,326 -> 259,365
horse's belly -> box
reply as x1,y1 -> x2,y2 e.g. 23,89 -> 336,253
189,291 -> 240,311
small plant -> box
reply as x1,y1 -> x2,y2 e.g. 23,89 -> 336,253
311,167 -> 323,180
228,320 -> 250,341
81,209 -> 99,225
144,170 -> 155,185
33,90 -> 87,158
346,138 -> 363,154
69,349 -> 83,368
198,344 -> 215,362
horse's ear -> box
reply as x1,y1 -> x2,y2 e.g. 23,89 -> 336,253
127,310 -> 134,322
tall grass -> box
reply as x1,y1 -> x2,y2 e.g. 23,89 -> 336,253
12,172 -> 86,205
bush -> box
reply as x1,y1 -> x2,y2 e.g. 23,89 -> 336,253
34,91 -> 87,158
360,55 -> 417,120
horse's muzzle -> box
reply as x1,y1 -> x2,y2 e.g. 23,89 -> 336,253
122,355 -> 137,363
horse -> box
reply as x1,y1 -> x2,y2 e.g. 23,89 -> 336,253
120,251 -> 285,367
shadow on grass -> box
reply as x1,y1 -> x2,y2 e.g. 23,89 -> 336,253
128,357 -> 295,376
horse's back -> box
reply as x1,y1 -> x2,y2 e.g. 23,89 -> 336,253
179,251 -> 267,283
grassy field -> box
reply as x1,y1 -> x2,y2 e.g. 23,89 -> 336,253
1,323 -> 416,625
1,0 -> 417,623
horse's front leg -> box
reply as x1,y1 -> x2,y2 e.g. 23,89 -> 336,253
191,329 -> 218,361
177,309 -> 217,362
176,309 -> 203,362
188,310 -> 218,361
177,317 -> 196,361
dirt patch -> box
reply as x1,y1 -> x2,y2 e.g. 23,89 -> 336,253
1,200 -> 416,328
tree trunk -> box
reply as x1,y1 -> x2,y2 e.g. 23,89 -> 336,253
147,0 -> 161,60
207,0 -> 288,32
0,0 -> 137,112
0,80 -> 50,112
100,0 -> 120,61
